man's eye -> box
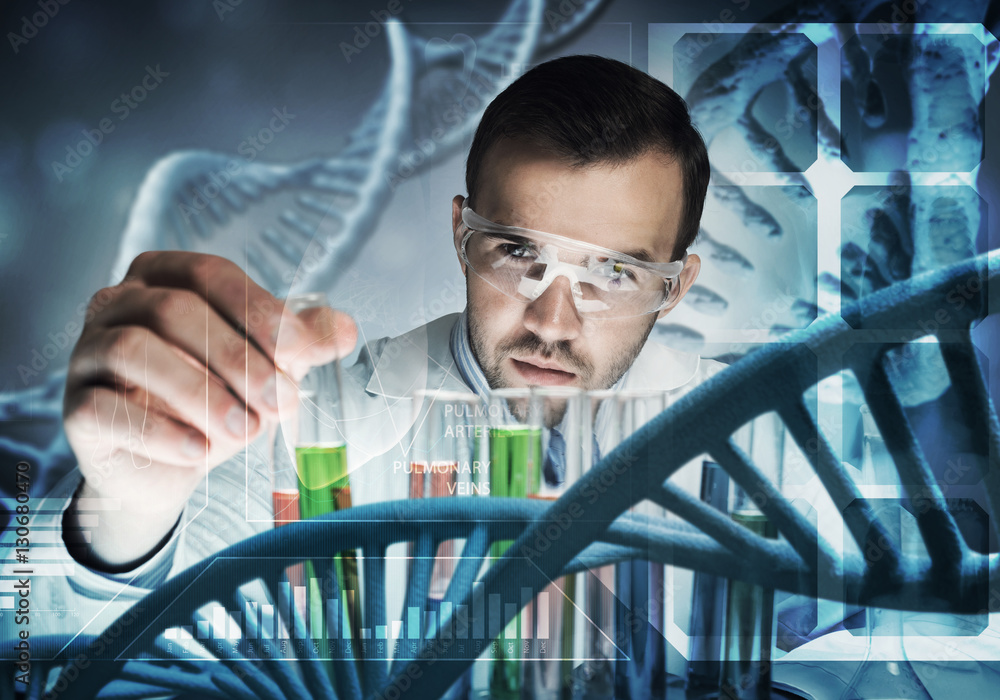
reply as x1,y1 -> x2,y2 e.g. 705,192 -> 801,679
602,260 -> 637,281
500,243 -> 534,259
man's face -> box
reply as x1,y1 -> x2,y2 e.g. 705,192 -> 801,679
452,139 -> 701,392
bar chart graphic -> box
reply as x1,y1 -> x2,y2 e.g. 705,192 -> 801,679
159,578 -> 583,662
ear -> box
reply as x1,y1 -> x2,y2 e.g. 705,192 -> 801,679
452,194 -> 467,275
657,253 -> 700,319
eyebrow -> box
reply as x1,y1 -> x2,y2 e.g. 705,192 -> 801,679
481,230 -> 533,246
490,216 -> 519,228
621,248 -> 656,264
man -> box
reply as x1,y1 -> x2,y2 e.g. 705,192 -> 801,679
16,56 -> 718,651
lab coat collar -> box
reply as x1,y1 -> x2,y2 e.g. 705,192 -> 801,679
364,313 -> 467,399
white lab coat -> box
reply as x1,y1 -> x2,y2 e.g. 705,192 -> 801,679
2,312 -> 724,651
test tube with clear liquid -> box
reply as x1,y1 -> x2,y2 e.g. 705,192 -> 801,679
720,413 -> 783,700
842,404 -> 932,700
606,390 -> 671,700
521,386 -> 585,700
573,390 -> 620,700
406,390 -> 481,699
407,391 -> 480,632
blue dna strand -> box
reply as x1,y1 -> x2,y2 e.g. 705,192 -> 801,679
2,1 -> 996,499
650,6 -> 998,412
107,0 -> 613,297
0,0 -> 612,491
17,248 -> 1000,699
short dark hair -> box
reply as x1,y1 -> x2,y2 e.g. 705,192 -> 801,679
465,55 -> 710,259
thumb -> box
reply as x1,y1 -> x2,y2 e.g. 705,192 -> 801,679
280,307 -> 357,380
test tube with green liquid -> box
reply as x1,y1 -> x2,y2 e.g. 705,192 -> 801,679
721,505 -> 777,699
296,441 -> 358,643
283,293 -> 359,646
484,389 -> 542,700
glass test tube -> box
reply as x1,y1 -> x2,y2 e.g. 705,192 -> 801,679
848,404 -> 933,700
607,390 -> 671,700
268,295 -> 321,614
686,460 -> 730,695
271,422 -> 302,526
408,391 -> 480,623
573,390 -> 619,700
480,388 -> 542,700
407,390 -> 480,700
270,419 -> 306,625
721,414 -> 782,699
522,386 -> 585,700
281,293 -> 358,645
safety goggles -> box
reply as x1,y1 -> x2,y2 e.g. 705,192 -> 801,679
460,207 -> 686,319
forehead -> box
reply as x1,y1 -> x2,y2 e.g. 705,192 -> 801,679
474,139 -> 685,261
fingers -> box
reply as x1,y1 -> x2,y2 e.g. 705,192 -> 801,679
282,306 -> 358,379
86,285 -> 301,418
64,385 -> 226,519
65,384 -> 206,468
124,251 -> 356,372
68,325 -> 264,449
65,252 -> 360,498
125,252 -> 318,368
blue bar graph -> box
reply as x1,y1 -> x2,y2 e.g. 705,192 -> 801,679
473,582 -> 485,640
192,579 -> 552,661
489,594 -> 501,639
440,601 -> 453,639
278,582 -> 290,640
408,606 -> 420,639
262,605 -> 274,640
245,602 -> 258,640
325,597 -> 338,639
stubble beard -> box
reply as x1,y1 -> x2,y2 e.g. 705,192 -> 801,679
465,288 -> 658,394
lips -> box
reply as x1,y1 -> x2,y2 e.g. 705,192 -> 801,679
511,357 -> 577,386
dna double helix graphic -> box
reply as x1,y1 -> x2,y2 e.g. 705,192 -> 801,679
0,0 -> 612,489
2,0 -> 997,568
107,0 -> 612,297
653,8 -> 996,410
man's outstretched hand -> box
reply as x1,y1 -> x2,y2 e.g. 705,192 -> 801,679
62,251 -> 357,569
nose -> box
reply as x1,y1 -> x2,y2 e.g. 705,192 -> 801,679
522,274 -> 584,344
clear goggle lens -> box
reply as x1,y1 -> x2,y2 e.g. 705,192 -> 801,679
460,208 -> 685,319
